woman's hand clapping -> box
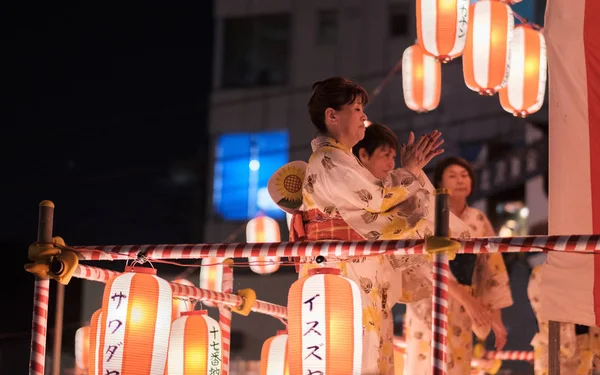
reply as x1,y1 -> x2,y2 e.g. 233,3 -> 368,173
401,130 -> 445,176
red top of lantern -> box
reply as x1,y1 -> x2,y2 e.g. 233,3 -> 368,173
181,310 -> 208,316
124,266 -> 157,275
308,267 -> 341,276
276,330 -> 288,335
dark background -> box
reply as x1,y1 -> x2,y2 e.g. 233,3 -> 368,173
4,2 -> 213,372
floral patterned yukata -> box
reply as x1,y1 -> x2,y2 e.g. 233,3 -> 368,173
404,206 -> 513,375
295,136 -> 471,375
528,265 -> 600,375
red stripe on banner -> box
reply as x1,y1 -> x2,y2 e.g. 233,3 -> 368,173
584,0 -> 600,326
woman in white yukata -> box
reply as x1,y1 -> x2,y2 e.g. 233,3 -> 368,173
272,77 -> 473,374
404,157 -> 514,375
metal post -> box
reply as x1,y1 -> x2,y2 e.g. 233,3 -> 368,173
29,200 -> 54,375
431,189 -> 451,375
548,321 -> 561,374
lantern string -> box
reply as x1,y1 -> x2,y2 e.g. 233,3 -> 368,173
367,8 -> 542,105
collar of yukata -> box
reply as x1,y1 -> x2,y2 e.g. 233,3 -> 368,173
311,135 -> 353,155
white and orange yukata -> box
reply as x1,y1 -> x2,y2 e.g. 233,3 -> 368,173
404,206 -> 513,375
528,265 -> 600,375
275,136 -> 471,375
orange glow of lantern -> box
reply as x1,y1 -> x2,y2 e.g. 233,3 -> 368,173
247,215 -> 281,275
416,0 -> 470,62
166,310 -> 222,375
402,44 -> 442,112
287,268 -> 362,375
199,258 -> 225,307
499,25 -> 547,117
75,326 -> 90,372
98,266 -> 172,375
88,309 -> 102,375
260,330 -> 289,375
463,0 -> 514,95
171,278 -> 195,320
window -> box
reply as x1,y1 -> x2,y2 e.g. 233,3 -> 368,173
317,10 -> 339,45
388,3 -> 410,38
221,14 -> 291,88
212,130 -> 289,220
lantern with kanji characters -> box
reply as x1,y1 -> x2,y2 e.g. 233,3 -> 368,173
166,310 -> 222,375
98,267 -> 172,375
88,309 -> 102,375
287,268 -> 362,375
75,326 -> 90,373
199,257 -> 225,307
171,278 -> 195,320
402,44 -> 442,112
499,25 -> 547,117
416,0 -> 470,62
247,216 -> 281,275
463,0 -> 514,95
260,330 -> 289,375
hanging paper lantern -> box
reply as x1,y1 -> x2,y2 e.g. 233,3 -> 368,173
288,268 -> 362,375
416,0 -> 470,62
247,216 -> 281,275
260,330 -> 289,375
98,267 -> 172,375
402,44 -> 442,112
463,0 -> 514,95
166,310 -> 222,375
171,278 -> 196,321
199,258 -> 225,307
88,309 -> 102,375
75,326 -> 90,372
499,25 -> 547,117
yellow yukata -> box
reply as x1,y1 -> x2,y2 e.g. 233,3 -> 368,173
404,206 -> 513,375
298,136 -> 471,375
528,266 -> 600,375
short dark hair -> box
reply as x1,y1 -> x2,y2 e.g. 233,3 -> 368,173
433,156 -> 476,192
352,123 -> 399,159
308,77 -> 369,133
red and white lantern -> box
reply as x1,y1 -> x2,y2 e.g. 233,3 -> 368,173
499,25 -> 547,117
88,310 -> 102,375
260,330 -> 289,375
416,0 -> 470,62
171,278 -> 195,320
167,310 -> 222,375
402,44 -> 442,112
287,268 -> 362,375
75,326 -> 90,373
247,216 -> 281,275
199,257 -> 225,307
98,267 -> 172,375
463,0 -> 514,95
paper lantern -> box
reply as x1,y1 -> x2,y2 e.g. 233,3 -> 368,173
88,309 -> 102,375
247,216 -> 281,275
171,278 -> 196,320
463,0 -> 514,95
288,268 -> 362,375
199,257 -> 225,307
167,310 -> 222,375
98,267 -> 172,375
402,44 -> 442,112
260,330 -> 289,375
416,0 -> 470,62
499,25 -> 547,117
75,326 -> 90,372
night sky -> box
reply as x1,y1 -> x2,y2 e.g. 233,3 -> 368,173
4,2 -> 213,370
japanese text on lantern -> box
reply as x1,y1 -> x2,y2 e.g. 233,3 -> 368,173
103,291 -> 128,375
303,293 -> 324,374
458,3 -> 468,39
209,325 -> 221,375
